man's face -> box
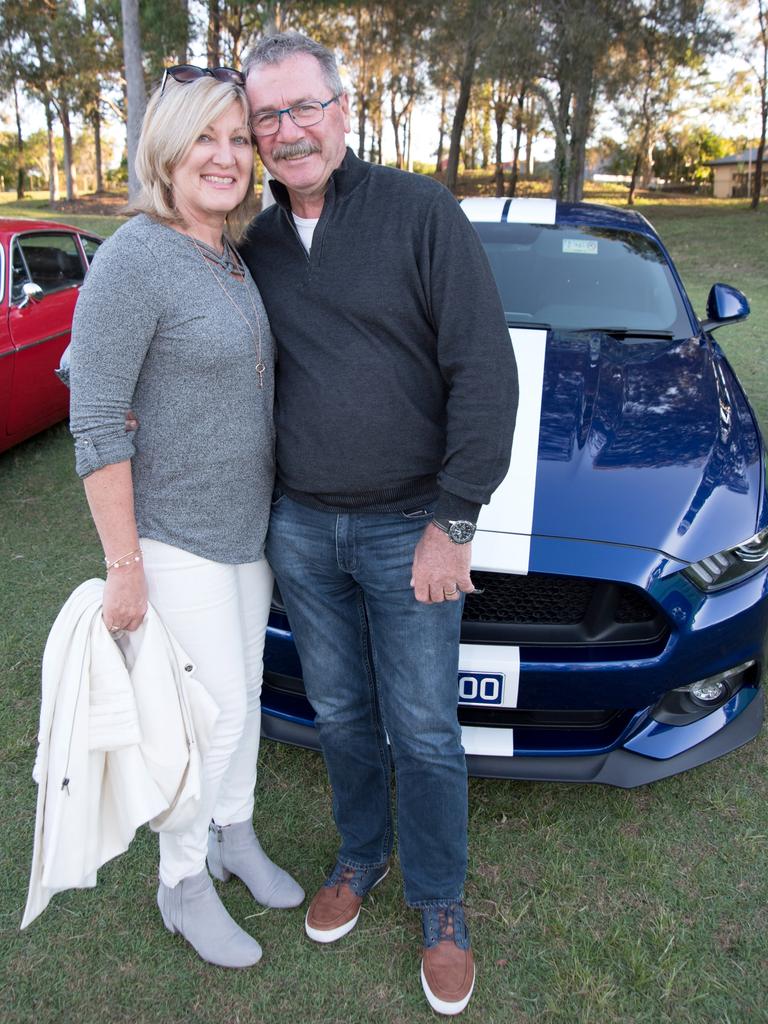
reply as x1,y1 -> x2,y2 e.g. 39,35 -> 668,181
246,53 -> 350,210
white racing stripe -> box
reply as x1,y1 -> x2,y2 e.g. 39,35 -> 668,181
474,327 -> 547,574
460,197 -> 509,222
461,725 -> 514,757
506,197 -> 557,224
461,196 -> 558,225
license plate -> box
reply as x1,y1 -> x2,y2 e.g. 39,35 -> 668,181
457,671 -> 505,706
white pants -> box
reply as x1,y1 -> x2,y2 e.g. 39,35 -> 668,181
140,538 -> 273,888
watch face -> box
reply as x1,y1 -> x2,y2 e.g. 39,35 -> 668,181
448,520 -> 476,544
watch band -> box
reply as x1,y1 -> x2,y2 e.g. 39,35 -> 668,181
432,518 -> 476,544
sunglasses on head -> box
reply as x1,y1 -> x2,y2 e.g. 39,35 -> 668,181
160,64 -> 245,96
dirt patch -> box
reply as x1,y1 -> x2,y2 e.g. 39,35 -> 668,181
50,192 -> 130,216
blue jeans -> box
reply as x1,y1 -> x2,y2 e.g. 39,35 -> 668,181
266,495 -> 468,907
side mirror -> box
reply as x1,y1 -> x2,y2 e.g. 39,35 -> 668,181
700,283 -> 750,332
18,281 -> 44,309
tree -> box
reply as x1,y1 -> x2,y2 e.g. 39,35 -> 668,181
428,0 -> 502,192
535,0 -> 629,202
0,2 -> 28,198
121,0 -> 146,201
615,1 -> 726,205
749,0 -> 767,207
478,0 -> 544,196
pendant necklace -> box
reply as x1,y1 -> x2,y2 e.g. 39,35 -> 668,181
189,235 -> 267,388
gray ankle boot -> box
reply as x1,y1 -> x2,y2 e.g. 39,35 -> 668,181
157,868 -> 262,968
208,820 -> 305,909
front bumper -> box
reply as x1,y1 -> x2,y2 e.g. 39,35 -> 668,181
261,536 -> 768,788
261,687 -> 763,789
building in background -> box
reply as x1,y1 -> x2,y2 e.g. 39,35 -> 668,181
707,148 -> 768,198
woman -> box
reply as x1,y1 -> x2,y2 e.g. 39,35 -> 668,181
68,66 -> 303,969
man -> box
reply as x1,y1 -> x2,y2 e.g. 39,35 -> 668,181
240,31 -> 518,1017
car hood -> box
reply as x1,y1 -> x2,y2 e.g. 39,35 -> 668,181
481,331 -> 763,565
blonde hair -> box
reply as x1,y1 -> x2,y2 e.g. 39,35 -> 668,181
131,75 -> 256,242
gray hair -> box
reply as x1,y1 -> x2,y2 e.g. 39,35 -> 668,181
243,31 -> 343,96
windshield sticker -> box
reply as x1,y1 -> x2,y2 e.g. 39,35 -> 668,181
563,238 -> 598,255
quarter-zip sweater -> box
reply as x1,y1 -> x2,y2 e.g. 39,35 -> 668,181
241,149 -> 518,523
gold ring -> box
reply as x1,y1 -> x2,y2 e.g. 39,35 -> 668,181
108,625 -> 120,632
444,587 -> 458,596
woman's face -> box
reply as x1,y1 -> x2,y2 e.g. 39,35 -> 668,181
170,99 -> 253,228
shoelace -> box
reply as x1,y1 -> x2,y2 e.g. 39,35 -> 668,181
335,867 -> 357,893
436,907 -> 456,941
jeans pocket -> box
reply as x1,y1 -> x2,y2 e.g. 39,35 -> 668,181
270,489 -> 286,509
400,505 -> 434,521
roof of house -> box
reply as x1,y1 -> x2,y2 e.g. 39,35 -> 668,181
706,147 -> 761,167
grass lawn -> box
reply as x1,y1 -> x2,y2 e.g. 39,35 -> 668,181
1,192 -> 767,1024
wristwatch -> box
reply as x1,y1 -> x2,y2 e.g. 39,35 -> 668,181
432,518 -> 476,544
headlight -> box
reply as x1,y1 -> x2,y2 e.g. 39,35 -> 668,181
683,526 -> 768,591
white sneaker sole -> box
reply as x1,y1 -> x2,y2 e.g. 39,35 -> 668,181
304,866 -> 390,944
305,906 -> 361,943
420,960 -> 475,1016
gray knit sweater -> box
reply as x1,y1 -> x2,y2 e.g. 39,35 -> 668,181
69,214 -> 275,564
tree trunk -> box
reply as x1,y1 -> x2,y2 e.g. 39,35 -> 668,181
751,99 -> 767,209
178,0 -> 190,63
93,102 -> 104,194
567,68 -> 595,203
493,114 -> 504,196
480,108 -> 491,170
752,0 -> 767,208
44,99 -> 58,203
435,89 -> 447,174
121,0 -> 147,202
12,79 -> 25,200
207,0 -> 221,66
60,97 -> 75,200
551,86 -> 571,200
507,91 -> 525,198
752,132 -> 766,210
524,94 -> 536,176
357,91 -> 367,159
627,149 -> 641,206
389,85 -> 403,169
261,4 -> 281,209
446,36 -> 478,193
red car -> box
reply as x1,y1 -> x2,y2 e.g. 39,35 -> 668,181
0,217 -> 103,454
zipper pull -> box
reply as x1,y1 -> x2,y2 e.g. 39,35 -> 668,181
61,777 -> 70,794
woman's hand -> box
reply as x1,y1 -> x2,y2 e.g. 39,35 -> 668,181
102,561 -> 148,633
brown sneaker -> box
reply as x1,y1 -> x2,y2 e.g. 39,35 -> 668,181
420,904 -> 475,1015
305,861 -> 389,943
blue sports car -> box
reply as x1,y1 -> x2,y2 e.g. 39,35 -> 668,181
261,196 -> 766,788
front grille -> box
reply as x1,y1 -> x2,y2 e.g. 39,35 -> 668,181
461,571 -> 667,647
466,574 -> 592,624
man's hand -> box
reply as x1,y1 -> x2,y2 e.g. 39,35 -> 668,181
410,522 -> 473,604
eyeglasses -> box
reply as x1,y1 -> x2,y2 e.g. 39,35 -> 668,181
160,64 -> 245,96
249,95 -> 341,137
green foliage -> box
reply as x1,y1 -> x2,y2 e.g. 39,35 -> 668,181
652,126 -> 732,182
0,130 -> 19,187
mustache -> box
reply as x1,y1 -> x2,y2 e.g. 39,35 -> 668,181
272,140 -> 320,160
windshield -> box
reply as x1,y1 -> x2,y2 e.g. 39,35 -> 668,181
475,222 -> 693,339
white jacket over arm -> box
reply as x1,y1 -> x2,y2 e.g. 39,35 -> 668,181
22,579 -> 219,929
